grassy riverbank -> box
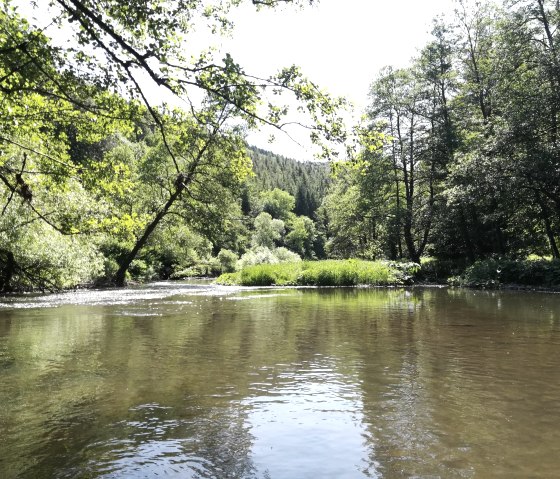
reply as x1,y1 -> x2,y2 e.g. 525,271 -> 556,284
216,260 -> 420,287
215,257 -> 560,290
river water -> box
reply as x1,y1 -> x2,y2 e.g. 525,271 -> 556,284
0,282 -> 559,478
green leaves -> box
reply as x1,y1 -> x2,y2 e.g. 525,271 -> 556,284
0,0 -> 348,288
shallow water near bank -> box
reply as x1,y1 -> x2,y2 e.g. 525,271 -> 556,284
1,281 -> 560,478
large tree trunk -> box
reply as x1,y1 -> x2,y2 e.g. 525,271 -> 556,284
458,206 -> 476,262
0,250 -> 15,293
536,193 -> 560,259
113,132 -> 213,287
114,180 -> 186,287
543,215 -> 560,259
403,204 -> 420,263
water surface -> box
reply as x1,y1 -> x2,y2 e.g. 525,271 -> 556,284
1,283 -> 559,478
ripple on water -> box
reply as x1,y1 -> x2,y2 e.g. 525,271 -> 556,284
0,282 -> 245,309
74,400 -> 259,479
241,357 -> 375,479
2,286 -> 559,478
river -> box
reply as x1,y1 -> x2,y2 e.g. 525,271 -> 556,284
0,282 -> 559,478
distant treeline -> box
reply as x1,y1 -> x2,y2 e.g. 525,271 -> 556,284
248,147 -> 330,218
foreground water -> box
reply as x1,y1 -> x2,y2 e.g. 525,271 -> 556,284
0,282 -> 559,478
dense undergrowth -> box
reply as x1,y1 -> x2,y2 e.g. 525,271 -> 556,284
450,258 -> 560,289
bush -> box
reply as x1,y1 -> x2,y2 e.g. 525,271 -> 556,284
455,258 -> 560,288
129,259 -> 156,281
0,222 -> 104,291
170,264 -> 208,279
273,247 -> 302,263
217,249 -> 238,273
417,257 -> 462,283
215,272 -> 240,285
236,246 -> 301,270
386,261 -> 421,285
237,246 -> 278,270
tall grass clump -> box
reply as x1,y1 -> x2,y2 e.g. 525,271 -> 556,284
298,260 -> 392,286
216,259 -> 419,287
239,262 -> 302,286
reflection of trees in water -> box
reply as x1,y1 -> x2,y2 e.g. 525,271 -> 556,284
353,288 -> 560,477
0,308 -> 108,478
354,298 -> 450,477
0,288 -> 425,477
0,300 -> 259,478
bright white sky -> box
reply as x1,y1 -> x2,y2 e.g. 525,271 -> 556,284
221,0 -> 456,159
19,0 -> 456,160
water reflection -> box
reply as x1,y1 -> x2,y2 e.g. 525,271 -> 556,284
0,286 -> 559,478
76,402 -> 258,479
245,355 -> 374,478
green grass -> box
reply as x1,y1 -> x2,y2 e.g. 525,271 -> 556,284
215,259 -> 420,287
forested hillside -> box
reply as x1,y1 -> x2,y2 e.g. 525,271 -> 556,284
248,147 -> 330,218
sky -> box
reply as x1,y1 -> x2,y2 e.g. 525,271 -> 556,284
219,0 -> 456,159
17,0 -> 456,160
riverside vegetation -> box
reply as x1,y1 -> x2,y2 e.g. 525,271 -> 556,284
1,0 -> 560,292
216,260 -> 420,287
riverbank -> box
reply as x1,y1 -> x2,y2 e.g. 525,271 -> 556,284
216,258 -> 560,290
443,257 -> 560,290
3,258 -> 559,295
216,260 -> 420,287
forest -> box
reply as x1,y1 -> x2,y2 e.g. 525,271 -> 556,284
1,0 -> 560,291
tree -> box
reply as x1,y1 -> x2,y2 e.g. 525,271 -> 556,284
367,63 -> 441,263
248,147 -> 330,218
112,107 -> 251,286
251,212 -> 285,249
445,0 -> 560,259
217,249 -> 238,273
1,0 -> 347,288
260,188 -> 296,220
496,0 -> 560,256
285,215 -> 316,258
319,162 -> 387,260
7,0 -> 346,157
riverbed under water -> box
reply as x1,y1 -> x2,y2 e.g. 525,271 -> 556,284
0,282 -> 559,478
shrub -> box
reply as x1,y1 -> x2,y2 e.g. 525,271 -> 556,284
455,258 -> 560,288
1,222 -> 104,291
236,246 -> 301,270
214,272 -> 240,285
386,261 -> 421,285
170,264 -> 208,279
237,246 -> 278,269
217,249 -> 238,273
417,257 -> 462,283
273,247 -> 302,263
